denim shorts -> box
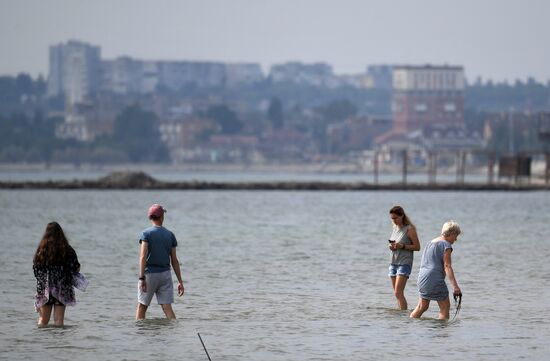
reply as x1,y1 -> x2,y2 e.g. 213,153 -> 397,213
388,264 -> 412,277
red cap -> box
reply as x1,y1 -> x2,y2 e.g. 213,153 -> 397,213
148,204 -> 167,218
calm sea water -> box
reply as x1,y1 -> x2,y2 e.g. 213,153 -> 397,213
1,189 -> 549,360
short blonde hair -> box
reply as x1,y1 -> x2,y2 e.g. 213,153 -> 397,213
441,220 -> 461,237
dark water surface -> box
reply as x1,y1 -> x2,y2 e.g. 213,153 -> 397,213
1,190 -> 549,360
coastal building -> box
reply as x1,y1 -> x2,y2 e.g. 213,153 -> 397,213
376,64 -> 465,144
101,58 -> 160,95
101,60 -> 264,94
366,65 -> 394,90
101,57 -> 145,95
47,40 -> 101,104
55,103 -> 96,142
49,40 -> 267,99
326,116 -> 392,154
392,64 -> 465,133
337,73 -> 374,89
159,116 -> 219,151
225,63 -> 264,86
484,111 -> 550,155
259,128 -> 315,161
374,64 -> 470,170
269,62 -> 336,87
156,61 -> 226,90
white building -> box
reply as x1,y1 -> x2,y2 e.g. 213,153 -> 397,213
101,58 -> 160,95
157,61 -> 226,90
269,62 -> 335,87
47,40 -> 101,105
225,63 -> 264,86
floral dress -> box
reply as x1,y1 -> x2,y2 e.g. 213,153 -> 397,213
33,247 -> 80,310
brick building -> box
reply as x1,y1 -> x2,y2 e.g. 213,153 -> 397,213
392,65 -> 465,133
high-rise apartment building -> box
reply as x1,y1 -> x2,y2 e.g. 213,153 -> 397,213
47,40 -> 101,104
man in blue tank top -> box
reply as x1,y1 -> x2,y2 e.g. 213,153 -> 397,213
136,204 -> 184,320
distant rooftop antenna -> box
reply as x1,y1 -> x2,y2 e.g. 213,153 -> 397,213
508,107 -> 515,155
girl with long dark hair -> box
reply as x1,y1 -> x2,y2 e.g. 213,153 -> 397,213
33,222 -> 80,327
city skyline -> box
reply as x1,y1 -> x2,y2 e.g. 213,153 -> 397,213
1,0 -> 550,82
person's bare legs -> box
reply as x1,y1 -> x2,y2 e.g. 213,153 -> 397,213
410,298 -> 430,318
390,275 -> 396,291
136,303 -> 148,320
393,275 -> 408,310
437,298 -> 451,320
38,305 -> 53,327
160,304 -> 176,319
53,305 -> 66,327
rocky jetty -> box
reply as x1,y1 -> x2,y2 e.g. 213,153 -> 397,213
98,171 -> 159,188
0,171 -> 548,191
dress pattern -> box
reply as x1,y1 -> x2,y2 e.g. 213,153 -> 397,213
33,248 -> 80,310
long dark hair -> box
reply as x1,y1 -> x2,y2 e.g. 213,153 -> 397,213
33,222 -> 73,266
389,205 -> 414,227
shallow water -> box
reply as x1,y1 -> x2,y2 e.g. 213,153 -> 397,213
1,190 -> 549,360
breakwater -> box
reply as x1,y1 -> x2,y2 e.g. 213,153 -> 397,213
0,171 -> 547,191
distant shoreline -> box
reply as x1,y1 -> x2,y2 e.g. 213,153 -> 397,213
0,161 -> 489,176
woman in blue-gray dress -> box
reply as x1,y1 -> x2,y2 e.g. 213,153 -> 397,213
410,220 -> 462,319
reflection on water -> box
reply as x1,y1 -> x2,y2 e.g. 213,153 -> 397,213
1,190 -> 550,360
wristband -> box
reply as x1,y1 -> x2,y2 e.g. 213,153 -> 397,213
139,276 -> 145,281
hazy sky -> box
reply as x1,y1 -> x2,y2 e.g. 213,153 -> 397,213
1,0 -> 549,82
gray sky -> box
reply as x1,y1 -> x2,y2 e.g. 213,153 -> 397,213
1,0 -> 549,82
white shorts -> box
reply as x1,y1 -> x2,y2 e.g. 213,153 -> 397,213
138,270 -> 174,306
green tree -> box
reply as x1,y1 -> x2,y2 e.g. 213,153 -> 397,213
109,105 -> 170,162
206,104 -> 243,134
0,73 -> 48,116
35,75 -> 47,95
267,97 -> 284,129
0,76 -> 19,108
0,112 -> 65,162
15,74 -> 33,94
320,99 -> 358,122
